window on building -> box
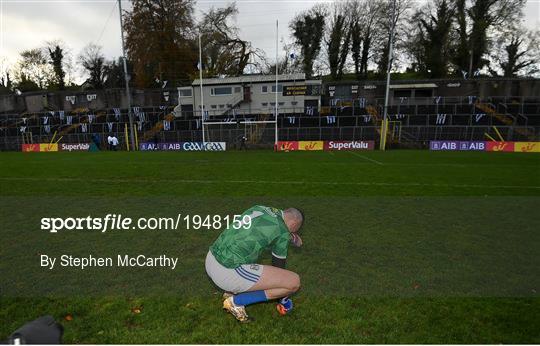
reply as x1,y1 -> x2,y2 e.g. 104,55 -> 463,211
262,102 -> 268,107
219,104 -> 225,108
262,86 -> 268,93
394,90 -> 411,98
234,87 -> 241,93
179,89 -> 192,97
278,102 -> 285,106
211,105 -> 217,109
291,101 -> 298,106
211,87 -> 232,96
271,84 -> 283,93
415,89 -> 433,98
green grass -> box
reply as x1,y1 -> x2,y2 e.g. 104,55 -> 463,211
1,150 -> 539,343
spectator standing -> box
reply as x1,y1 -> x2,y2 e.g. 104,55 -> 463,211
110,136 -> 119,151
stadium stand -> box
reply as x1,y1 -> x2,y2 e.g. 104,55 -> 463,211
1,78 -> 539,150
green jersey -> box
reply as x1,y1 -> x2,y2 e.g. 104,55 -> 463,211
210,205 -> 290,268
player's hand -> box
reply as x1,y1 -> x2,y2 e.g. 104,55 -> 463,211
290,232 -> 302,247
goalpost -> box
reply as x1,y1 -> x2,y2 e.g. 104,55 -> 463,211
203,113 -> 277,147
198,21 -> 280,148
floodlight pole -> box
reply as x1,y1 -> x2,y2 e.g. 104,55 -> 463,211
380,0 -> 396,151
274,20 -> 279,148
118,0 -> 136,151
199,31 -> 205,144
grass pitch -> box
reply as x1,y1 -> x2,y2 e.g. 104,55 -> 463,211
0,150 -> 539,343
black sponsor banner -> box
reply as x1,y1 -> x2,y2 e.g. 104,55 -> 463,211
283,85 -> 321,96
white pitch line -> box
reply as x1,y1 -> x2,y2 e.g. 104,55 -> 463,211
0,177 -> 539,190
348,151 -> 384,165
10,159 -> 535,168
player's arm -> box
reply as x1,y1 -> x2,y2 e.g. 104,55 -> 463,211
272,254 -> 286,268
271,232 -> 289,268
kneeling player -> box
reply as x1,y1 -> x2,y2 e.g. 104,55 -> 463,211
205,205 -> 303,322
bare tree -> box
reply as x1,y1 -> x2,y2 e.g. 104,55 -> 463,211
453,0 -> 526,74
290,4 -> 327,78
0,57 -> 13,94
375,0 -> 414,76
325,1 -> 353,79
489,27 -> 539,77
78,43 -> 107,89
349,0 -> 381,79
14,48 -> 53,89
124,0 -> 197,87
264,40 -> 303,75
407,0 -> 455,77
45,40 -> 73,90
200,3 -> 266,77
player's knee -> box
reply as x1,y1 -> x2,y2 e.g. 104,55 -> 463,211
287,273 -> 301,293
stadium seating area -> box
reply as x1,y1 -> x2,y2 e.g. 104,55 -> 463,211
1,96 -> 539,150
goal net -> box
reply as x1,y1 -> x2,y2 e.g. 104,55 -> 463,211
203,113 -> 277,149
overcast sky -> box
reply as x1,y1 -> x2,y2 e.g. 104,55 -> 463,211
1,0 -> 539,82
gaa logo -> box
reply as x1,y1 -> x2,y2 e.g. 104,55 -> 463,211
181,142 -> 226,151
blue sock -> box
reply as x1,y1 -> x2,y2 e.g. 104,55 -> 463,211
233,290 -> 268,306
279,297 -> 293,310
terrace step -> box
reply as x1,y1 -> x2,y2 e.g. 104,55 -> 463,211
475,102 -> 535,139
142,113 -> 175,142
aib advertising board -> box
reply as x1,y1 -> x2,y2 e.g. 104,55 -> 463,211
430,141 -> 539,152
430,141 -> 486,151
139,142 -> 227,151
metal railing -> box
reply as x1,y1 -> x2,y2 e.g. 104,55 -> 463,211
3,124 -> 537,151
1,103 -> 539,150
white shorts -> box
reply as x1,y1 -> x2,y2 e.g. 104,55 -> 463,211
205,250 -> 264,294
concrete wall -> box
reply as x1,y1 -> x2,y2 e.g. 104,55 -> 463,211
0,88 -> 179,114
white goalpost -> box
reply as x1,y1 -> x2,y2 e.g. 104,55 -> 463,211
274,19 -> 279,147
198,31 -> 206,144
198,21 -> 280,148
203,117 -> 276,147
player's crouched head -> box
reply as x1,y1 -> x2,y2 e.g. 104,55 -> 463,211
283,207 -> 304,233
